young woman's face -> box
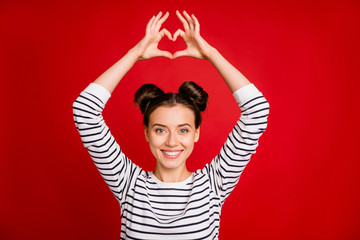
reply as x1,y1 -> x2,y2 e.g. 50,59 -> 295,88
145,104 -> 200,172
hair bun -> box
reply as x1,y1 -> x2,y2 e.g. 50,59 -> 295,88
134,84 -> 164,114
179,81 -> 208,112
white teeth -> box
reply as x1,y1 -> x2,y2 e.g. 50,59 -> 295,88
163,151 -> 181,156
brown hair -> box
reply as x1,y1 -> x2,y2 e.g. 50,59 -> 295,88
134,81 -> 208,129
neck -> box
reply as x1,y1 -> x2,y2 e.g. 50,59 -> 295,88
153,166 -> 191,183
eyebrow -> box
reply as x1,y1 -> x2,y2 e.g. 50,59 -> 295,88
151,123 -> 192,128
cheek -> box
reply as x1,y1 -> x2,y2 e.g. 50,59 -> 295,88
148,135 -> 165,148
181,135 -> 196,147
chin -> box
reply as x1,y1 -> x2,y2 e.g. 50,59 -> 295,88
161,159 -> 185,170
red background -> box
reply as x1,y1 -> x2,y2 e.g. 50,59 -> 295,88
1,0 -> 360,239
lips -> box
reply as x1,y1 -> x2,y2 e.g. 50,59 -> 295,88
161,150 -> 183,159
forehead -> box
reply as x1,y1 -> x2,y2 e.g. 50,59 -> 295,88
149,105 -> 195,127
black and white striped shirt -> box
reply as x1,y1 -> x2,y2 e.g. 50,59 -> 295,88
73,83 -> 269,239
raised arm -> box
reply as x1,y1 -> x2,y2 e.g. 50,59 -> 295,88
173,10 -> 250,92
94,11 -> 172,93
73,12 -> 173,204
173,11 -> 269,203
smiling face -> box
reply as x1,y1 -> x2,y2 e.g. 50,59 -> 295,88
145,104 -> 200,177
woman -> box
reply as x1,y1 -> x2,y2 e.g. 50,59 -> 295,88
73,10 -> 269,240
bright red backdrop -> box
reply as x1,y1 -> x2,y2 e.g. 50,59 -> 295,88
1,0 -> 359,239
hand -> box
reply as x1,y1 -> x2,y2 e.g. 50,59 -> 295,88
135,12 -> 173,60
173,10 -> 214,59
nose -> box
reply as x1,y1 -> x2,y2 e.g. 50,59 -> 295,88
165,131 -> 178,147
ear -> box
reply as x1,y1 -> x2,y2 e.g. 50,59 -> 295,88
194,127 -> 200,143
144,127 -> 149,142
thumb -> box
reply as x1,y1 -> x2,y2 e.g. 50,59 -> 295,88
156,50 -> 173,59
172,50 -> 188,59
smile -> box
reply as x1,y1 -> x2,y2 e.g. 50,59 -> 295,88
161,150 -> 183,159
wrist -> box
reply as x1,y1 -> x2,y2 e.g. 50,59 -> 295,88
205,46 -> 220,62
128,44 -> 144,61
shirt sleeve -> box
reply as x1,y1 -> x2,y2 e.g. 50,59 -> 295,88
72,83 -> 142,205
202,83 -> 270,205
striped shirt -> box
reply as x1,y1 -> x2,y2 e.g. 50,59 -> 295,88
73,83 -> 269,239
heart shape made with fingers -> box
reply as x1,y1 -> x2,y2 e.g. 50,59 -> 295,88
140,10 -> 205,60
157,32 -> 186,56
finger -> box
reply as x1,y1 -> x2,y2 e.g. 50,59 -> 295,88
151,11 -> 163,31
146,16 -> 156,33
160,28 -> 173,41
191,14 -> 200,33
173,29 -> 185,42
183,11 -> 195,32
176,10 -> 190,32
155,11 -> 169,32
173,50 -> 189,59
